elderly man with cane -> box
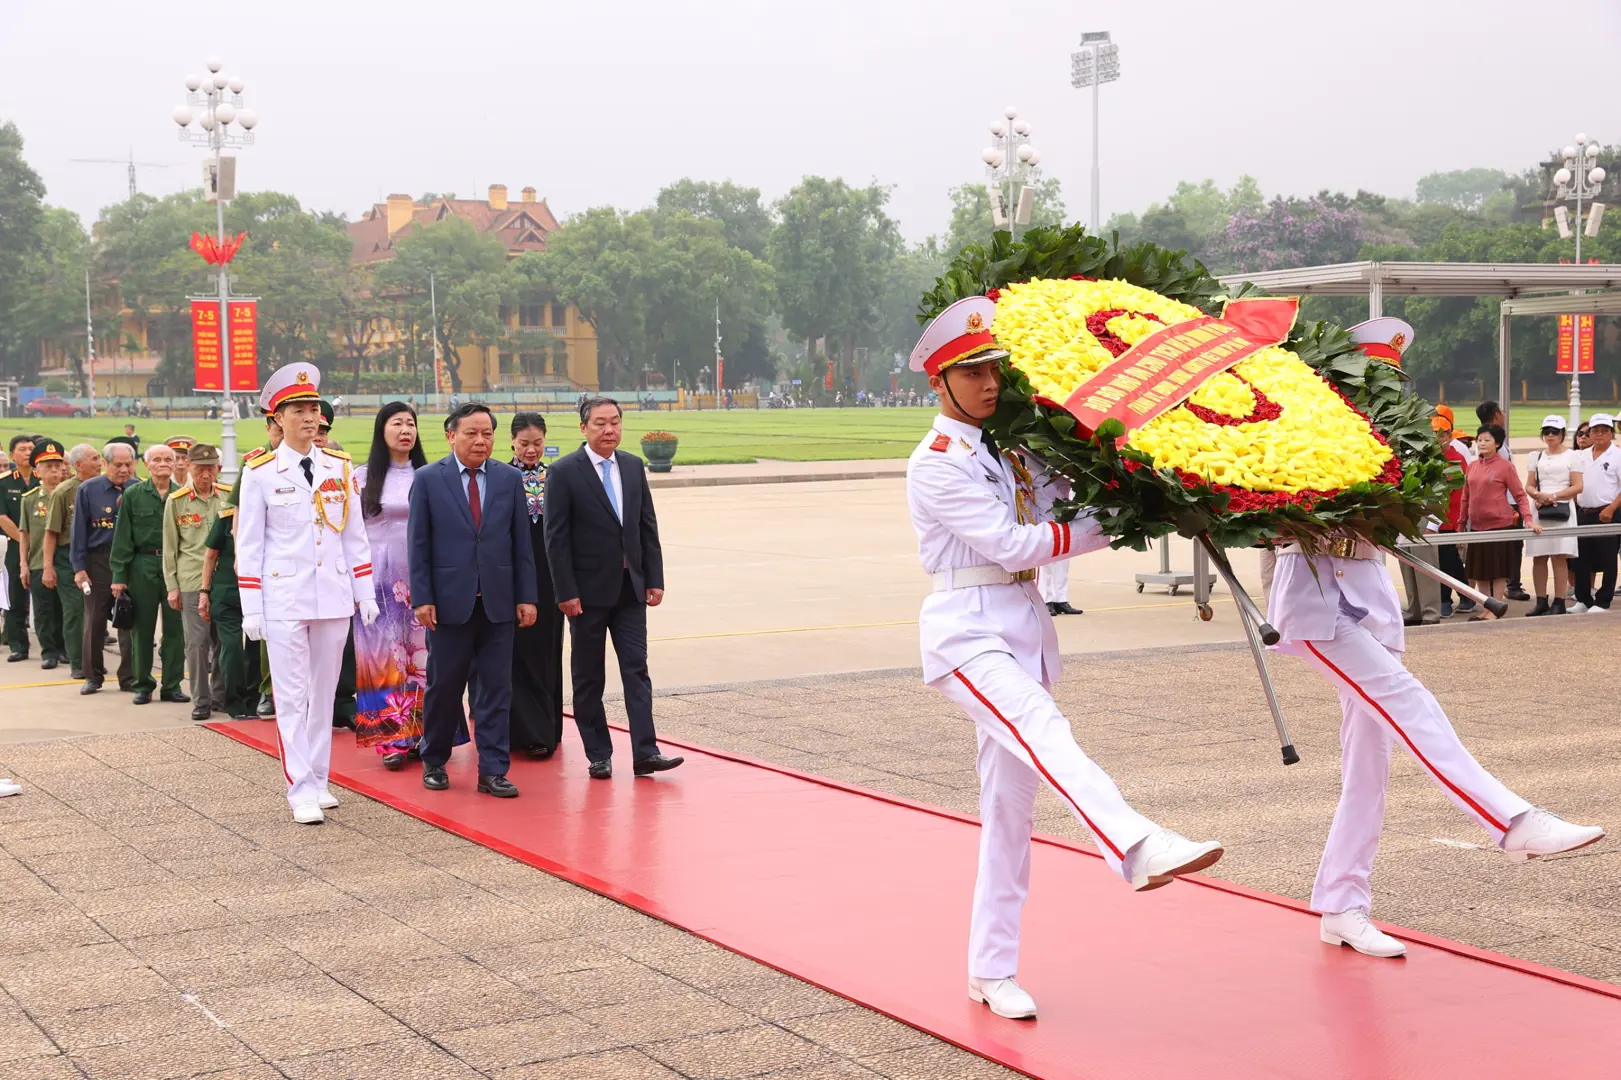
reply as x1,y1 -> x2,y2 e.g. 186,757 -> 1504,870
1269,318 -> 1604,960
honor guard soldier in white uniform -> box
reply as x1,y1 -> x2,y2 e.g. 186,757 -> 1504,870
237,363 -> 379,824
1270,318 -> 1604,958
906,296 -> 1224,1021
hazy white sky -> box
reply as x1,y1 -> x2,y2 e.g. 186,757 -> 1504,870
6,0 -> 1618,243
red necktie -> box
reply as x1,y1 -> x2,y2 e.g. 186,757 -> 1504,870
467,468 -> 482,531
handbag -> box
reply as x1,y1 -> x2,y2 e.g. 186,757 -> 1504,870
111,591 -> 136,631
1531,452 -> 1571,521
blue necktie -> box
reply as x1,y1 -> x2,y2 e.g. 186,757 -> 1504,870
599,459 -> 620,519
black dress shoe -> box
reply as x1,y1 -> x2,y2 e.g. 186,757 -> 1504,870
477,774 -> 519,798
1051,601 -> 1083,616
382,752 -> 407,771
70,668 -> 84,680
190,705 -> 211,722
1403,615 -> 1423,627
132,690 -> 153,705
523,744 -> 555,761
7,651 -> 27,662
40,656 -> 58,671
332,716 -> 356,731
118,683 -> 134,693
79,680 -> 102,695
633,754 -> 684,777
160,690 -> 191,704
422,765 -> 449,790
588,760 -> 613,780
406,744 -> 422,761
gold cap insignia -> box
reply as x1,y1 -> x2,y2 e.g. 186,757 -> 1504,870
296,371 -> 311,384
1389,332 -> 1406,349
965,312 -> 986,333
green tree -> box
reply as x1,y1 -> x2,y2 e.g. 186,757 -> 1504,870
10,208 -> 91,387
944,177 -> 1066,256
874,237 -> 947,378
1107,176 -> 1261,257
655,179 -> 772,257
223,192 -> 351,376
0,121 -> 49,380
1415,168 -> 1515,211
768,177 -> 901,391
376,217 -> 514,392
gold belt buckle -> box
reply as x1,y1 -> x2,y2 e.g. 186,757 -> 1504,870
1327,536 -> 1363,559
1013,569 -> 1037,582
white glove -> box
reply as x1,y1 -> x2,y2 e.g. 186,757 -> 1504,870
242,613 -> 265,641
357,598 -> 380,627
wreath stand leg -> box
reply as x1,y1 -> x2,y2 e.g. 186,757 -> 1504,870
1197,534 -> 1299,767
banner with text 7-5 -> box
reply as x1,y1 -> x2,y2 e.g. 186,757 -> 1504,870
191,300 -> 261,391
227,301 -> 261,391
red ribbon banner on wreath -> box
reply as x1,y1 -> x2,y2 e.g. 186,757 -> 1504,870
1059,296 -> 1301,437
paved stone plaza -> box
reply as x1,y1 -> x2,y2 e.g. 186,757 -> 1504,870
1,478 -> 1616,1077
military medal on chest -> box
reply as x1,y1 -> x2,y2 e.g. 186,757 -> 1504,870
313,468 -> 350,533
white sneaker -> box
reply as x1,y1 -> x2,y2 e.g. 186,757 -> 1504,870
291,805 -> 325,825
1320,909 -> 1406,958
1124,829 -> 1224,892
1568,601 -> 1589,613
1588,605 -> 1608,615
1502,808 -> 1604,862
968,976 -> 1037,1020
317,790 -> 340,810
0,779 -> 20,798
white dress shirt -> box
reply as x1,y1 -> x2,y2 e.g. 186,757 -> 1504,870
585,444 -> 623,523
451,450 -> 486,508
1577,444 -> 1621,508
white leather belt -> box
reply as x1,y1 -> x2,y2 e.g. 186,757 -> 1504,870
931,565 -> 1022,591
1280,537 -> 1378,560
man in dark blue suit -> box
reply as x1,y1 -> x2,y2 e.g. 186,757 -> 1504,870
408,402 -> 537,797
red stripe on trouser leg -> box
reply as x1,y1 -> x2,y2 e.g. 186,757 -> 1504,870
272,721 -> 292,786
952,669 -> 1125,860
1303,641 -> 1508,833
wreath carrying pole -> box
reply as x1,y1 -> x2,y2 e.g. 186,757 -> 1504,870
1196,533 -> 1299,766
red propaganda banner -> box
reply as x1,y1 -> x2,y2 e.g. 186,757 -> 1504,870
824,359 -> 834,391
227,301 -> 260,391
1061,297 -> 1300,436
191,300 -> 225,391
1577,314 -> 1596,375
1557,315 -> 1576,374
716,355 -> 725,395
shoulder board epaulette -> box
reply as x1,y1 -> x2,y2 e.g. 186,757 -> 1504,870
169,486 -> 193,501
218,482 -> 233,492
241,447 -> 270,463
218,506 -> 236,518
321,447 -> 351,461
248,454 -> 275,470
22,485 -> 40,497
929,433 -> 951,453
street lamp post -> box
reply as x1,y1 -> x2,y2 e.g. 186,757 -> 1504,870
981,107 -> 1042,241
1070,31 -> 1121,233
172,56 -> 257,476
1552,132 -> 1609,431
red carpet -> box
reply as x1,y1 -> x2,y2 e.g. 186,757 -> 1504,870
208,719 -> 1621,1079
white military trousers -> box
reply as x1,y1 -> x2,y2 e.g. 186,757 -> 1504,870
932,650 -> 1158,979
266,616 -> 350,810
1038,561 -> 1069,604
1279,610 -> 1532,915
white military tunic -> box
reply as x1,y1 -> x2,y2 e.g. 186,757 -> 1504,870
907,414 -> 1159,980
237,443 -> 373,811
1269,545 -> 1531,915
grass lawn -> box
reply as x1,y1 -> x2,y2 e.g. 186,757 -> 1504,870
0,408 -> 941,467
5,402 -> 1607,469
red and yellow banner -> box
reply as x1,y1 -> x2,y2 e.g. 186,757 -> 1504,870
192,300 -> 260,391
227,301 -> 260,391
1061,297 -> 1300,436
1558,314 -> 1596,375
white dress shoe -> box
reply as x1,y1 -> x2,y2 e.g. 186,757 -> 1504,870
1321,909 -> 1406,958
317,790 -> 340,810
1502,808 -> 1604,862
291,805 -> 325,825
1124,829 -> 1224,891
1588,605 -> 1609,615
968,976 -> 1037,1020
0,779 -> 20,797
1567,601 -> 1588,613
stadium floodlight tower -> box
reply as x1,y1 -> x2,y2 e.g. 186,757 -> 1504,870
981,107 -> 1043,240
1070,31 -> 1121,233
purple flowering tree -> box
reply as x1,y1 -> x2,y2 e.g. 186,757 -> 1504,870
1206,195 -> 1366,274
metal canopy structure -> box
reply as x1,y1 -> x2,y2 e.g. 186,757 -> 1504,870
1216,260 -> 1621,432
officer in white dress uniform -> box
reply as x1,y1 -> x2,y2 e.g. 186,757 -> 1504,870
907,296 -> 1224,1021
236,364 -> 379,824
1270,319 -> 1604,958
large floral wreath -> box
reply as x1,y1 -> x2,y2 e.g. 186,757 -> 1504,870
919,225 -> 1458,550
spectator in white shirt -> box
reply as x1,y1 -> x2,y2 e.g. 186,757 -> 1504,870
1571,413 -> 1621,613
1524,415 -> 1583,617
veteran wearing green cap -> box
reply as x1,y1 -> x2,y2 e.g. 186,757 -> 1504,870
16,440 -> 70,670
164,442 -> 230,720
109,443 -> 188,706
0,433 -> 39,661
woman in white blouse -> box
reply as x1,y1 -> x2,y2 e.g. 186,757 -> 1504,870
1524,414 -> 1584,616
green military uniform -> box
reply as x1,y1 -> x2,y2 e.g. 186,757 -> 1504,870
20,485 -> 63,664
1,465 -> 34,657
45,474 -> 84,674
110,478 -> 184,697
204,508 -> 256,717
